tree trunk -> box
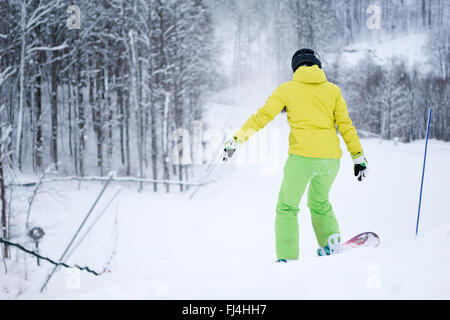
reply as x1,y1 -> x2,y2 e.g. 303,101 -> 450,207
94,58 -> 104,176
16,1 -> 26,171
76,48 -> 85,176
150,90 -> 158,192
50,33 -> 59,169
0,160 -> 8,259
35,48 -> 44,171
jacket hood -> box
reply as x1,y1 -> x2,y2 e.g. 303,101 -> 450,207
292,65 -> 327,84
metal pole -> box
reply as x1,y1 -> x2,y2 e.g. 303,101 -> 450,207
189,133 -> 227,199
416,108 -> 432,236
64,187 -> 122,261
36,242 -> 40,266
40,176 -> 113,292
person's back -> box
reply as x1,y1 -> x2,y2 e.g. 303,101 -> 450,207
279,64 -> 361,158
222,48 -> 369,262
233,63 -> 362,160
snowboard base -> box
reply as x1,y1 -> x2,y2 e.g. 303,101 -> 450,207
342,232 -> 379,253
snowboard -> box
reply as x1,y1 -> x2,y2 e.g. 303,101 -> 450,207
342,232 -> 380,253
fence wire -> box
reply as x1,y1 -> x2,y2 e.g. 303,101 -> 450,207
0,237 -> 105,276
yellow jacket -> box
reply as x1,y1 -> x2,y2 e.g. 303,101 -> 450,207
234,65 -> 363,159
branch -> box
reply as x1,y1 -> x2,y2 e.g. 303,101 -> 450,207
26,42 -> 68,54
0,67 -> 16,87
7,175 -> 215,188
25,0 -> 60,31
25,167 -> 52,229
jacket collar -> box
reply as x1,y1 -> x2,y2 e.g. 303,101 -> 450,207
292,65 -> 327,84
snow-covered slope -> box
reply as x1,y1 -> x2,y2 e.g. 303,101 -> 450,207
3,101 -> 450,299
338,32 -> 430,71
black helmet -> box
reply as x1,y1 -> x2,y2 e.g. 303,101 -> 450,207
291,48 -> 322,72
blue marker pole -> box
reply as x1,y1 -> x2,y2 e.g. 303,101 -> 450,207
416,108 -> 432,236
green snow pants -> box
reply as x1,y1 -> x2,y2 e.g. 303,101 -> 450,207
275,154 -> 340,260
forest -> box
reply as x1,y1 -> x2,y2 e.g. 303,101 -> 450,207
0,0 -> 448,188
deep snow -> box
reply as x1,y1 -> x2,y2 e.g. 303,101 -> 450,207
2,101 -> 450,299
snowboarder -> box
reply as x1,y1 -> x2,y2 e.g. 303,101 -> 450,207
222,48 -> 368,262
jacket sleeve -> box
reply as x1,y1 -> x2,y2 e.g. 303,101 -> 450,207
233,85 -> 287,144
334,87 -> 363,156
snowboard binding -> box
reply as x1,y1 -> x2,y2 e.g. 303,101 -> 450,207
275,259 -> 297,263
317,233 -> 342,256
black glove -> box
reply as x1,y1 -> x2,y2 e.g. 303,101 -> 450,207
352,152 -> 369,182
222,138 -> 240,162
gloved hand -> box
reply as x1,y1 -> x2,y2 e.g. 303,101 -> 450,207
352,152 -> 368,182
222,138 -> 240,162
